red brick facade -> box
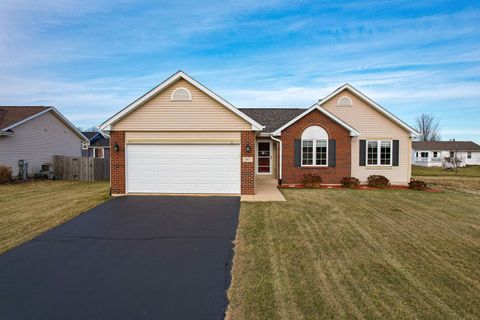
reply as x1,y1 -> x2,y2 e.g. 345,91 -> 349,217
241,131 -> 256,195
280,109 -> 351,184
110,131 -> 125,195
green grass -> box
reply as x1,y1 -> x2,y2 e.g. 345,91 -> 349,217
0,180 -> 110,254
227,187 -> 480,319
412,165 -> 480,177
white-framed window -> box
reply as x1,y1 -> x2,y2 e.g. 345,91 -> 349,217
467,152 -> 472,159
301,126 -> 328,167
337,96 -> 353,107
171,87 -> 192,101
433,151 -> 438,158
420,151 -> 429,158
367,140 -> 392,166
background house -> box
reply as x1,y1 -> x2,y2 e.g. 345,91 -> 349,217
0,106 -> 87,177
81,131 -> 110,159
412,141 -> 480,167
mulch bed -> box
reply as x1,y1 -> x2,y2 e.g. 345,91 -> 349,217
278,184 -> 441,192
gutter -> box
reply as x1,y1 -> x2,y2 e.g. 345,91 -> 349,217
270,134 -> 282,185
0,131 -> 14,136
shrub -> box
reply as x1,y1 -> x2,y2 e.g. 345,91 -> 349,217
0,165 -> 12,184
302,173 -> 322,188
409,178 -> 427,191
341,177 -> 360,188
367,175 -> 390,188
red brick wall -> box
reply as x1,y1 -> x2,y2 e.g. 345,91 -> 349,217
110,131 -> 125,194
241,131 -> 256,195
281,110 -> 351,184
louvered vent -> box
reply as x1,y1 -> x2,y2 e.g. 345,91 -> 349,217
337,96 -> 352,107
171,88 -> 192,101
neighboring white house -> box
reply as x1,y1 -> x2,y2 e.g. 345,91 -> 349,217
0,106 -> 87,177
412,141 -> 480,167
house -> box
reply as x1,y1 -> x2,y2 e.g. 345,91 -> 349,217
412,141 -> 480,167
0,106 -> 87,177
100,71 -> 417,196
81,131 -> 110,159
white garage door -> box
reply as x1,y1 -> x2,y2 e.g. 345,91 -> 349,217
126,144 -> 241,194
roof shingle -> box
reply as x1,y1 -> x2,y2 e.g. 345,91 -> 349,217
412,141 -> 480,151
239,108 -> 306,133
0,106 -> 49,130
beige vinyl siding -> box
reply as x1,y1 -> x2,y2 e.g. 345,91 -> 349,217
113,79 -> 251,131
321,90 -> 412,185
125,131 -> 241,144
0,111 -> 83,176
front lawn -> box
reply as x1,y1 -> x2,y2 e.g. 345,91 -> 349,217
227,188 -> 480,319
0,180 -> 110,254
412,164 -> 480,177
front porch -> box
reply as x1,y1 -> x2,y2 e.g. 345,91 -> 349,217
241,175 -> 286,202
242,137 -> 286,201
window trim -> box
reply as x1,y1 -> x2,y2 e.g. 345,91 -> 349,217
467,151 -> 472,159
301,139 -> 328,167
337,95 -> 353,107
170,87 -> 192,101
366,140 -> 393,166
93,148 -> 105,159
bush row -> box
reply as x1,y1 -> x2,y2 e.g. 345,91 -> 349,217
301,174 -> 427,191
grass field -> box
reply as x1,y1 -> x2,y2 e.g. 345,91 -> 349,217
412,165 -> 480,177
0,180 -> 110,254
412,165 -> 480,195
227,187 -> 480,319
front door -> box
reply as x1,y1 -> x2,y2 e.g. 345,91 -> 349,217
257,141 -> 271,174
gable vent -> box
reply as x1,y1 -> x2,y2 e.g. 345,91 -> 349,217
337,96 -> 353,107
171,87 -> 192,101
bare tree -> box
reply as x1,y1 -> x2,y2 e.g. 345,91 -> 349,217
443,145 -> 465,174
77,126 -> 98,132
415,114 -> 440,141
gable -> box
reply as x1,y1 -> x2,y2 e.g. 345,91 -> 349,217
113,79 -> 252,131
272,104 -> 360,136
321,89 -> 412,138
102,71 -> 263,131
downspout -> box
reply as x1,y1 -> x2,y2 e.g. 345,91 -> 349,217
270,135 -> 282,185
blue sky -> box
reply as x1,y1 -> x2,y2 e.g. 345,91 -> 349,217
1,0 -> 479,141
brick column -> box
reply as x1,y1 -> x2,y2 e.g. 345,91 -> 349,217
110,131 -> 125,195
241,131 -> 256,195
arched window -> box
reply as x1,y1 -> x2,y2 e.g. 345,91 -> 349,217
171,87 -> 192,101
301,126 -> 328,166
337,96 -> 353,107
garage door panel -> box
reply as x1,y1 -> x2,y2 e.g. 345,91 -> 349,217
126,144 -> 241,194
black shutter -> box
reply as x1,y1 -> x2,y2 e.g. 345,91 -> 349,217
359,140 -> 366,166
328,139 -> 336,167
294,139 -> 301,167
393,140 -> 399,166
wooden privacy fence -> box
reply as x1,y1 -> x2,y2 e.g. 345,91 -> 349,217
53,155 -> 110,181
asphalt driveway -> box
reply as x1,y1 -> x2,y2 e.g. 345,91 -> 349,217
0,196 -> 240,320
